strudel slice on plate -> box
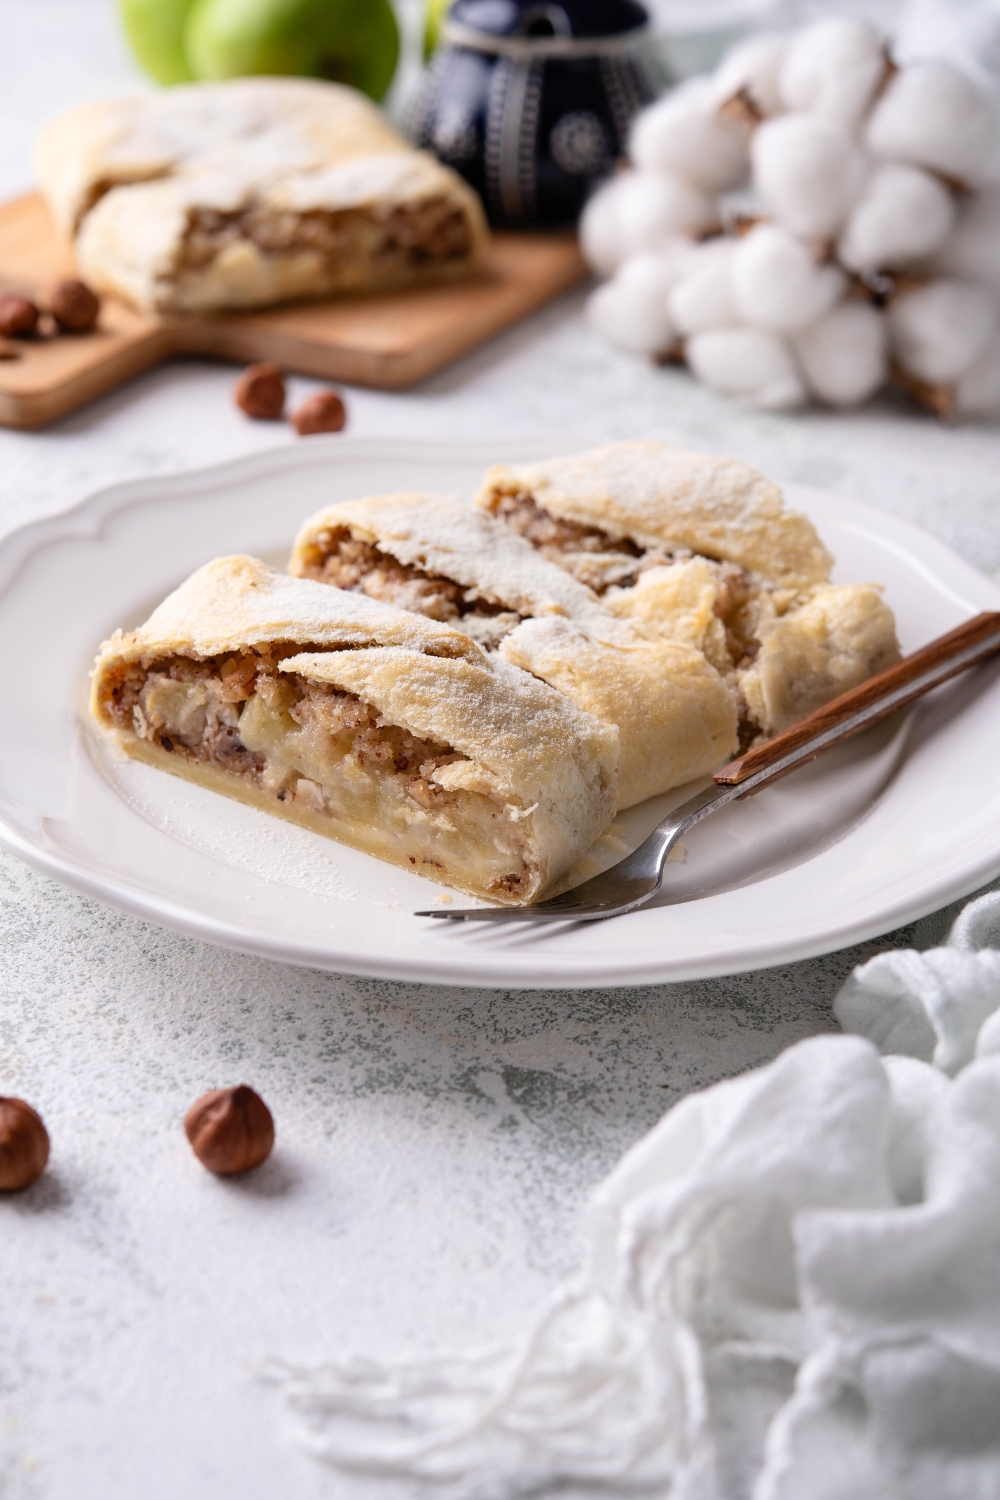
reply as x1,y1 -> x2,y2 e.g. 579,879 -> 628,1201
36,78 -> 488,313
289,492 -> 738,809
475,441 -> 901,742
89,556 -> 617,904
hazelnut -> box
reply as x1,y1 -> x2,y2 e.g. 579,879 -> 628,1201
0,1097 -> 50,1191
292,389 -> 347,436
184,1085 -> 274,1175
51,278 -> 101,333
0,295 -> 39,338
234,362 -> 286,420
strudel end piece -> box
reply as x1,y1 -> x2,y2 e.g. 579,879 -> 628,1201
475,440 -> 834,591
476,441 -> 901,741
290,493 -> 739,809
89,556 -> 618,904
36,79 -> 488,314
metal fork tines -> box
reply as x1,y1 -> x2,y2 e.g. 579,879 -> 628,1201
416,612 -> 1000,925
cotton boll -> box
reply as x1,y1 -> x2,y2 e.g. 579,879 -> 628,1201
955,332 -> 1000,417
686,327 -> 807,409
838,164 -> 956,273
579,178 -> 628,278
933,188 -> 1000,298
668,240 -> 741,335
889,279 -> 999,384
732,223 -> 846,333
580,171 -> 717,278
779,16 -> 888,130
586,251 -> 690,356
631,79 -> 750,194
752,115 -> 869,239
866,60 -> 1000,188
793,301 -> 888,406
710,33 -> 790,119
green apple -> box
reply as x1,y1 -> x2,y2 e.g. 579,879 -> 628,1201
185,0 -> 400,102
118,0 -> 198,83
423,0 -> 453,59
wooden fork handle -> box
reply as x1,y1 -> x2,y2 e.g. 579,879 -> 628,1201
714,610 -> 1000,787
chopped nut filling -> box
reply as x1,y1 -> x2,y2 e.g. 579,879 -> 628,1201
297,510 -> 773,750
487,492 -> 796,749
298,530 -> 523,651
712,560 -> 761,669
180,195 -> 472,278
99,647 -> 533,899
492,491 -> 643,562
102,646 -> 461,785
490,492 -> 765,662
490,491 -> 651,593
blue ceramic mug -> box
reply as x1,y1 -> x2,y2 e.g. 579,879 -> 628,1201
410,0 -> 656,226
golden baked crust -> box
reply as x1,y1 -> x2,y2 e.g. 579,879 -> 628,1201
36,78 -> 488,313
36,79 -> 406,234
500,616 -> 738,807
291,491 -> 603,616
90,556 -> 617,904
602,560 -> 900,737
739,583 -> 901,733
475,442 -> 901,742
475,440 -> 833,591
290,492 -> 739,809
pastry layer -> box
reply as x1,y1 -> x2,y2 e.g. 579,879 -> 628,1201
290,491 -> 605,645
475,440 -> 834,591
290,493 -> 739,809
90,556 -> 618,903
36,79 -> 487,313
475,442 -> 901,739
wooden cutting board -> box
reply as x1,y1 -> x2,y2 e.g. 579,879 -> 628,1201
0,193 -> 587,430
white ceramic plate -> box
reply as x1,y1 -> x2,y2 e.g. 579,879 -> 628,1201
2,436 -> 999,988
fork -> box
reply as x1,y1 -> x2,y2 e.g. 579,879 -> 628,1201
417,610 -> 1000,924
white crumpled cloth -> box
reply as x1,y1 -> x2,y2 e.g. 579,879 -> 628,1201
267,893 -> 1000,1499
836,888 -> 1000,1074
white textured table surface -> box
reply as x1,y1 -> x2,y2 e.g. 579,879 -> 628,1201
2,7 -> 1000,1498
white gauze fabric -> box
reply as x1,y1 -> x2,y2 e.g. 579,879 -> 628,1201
836,888 -> 1000,1073
264,997 -> 1000,1497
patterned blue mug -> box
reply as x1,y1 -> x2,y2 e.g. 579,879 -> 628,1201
409,0 -> 656,227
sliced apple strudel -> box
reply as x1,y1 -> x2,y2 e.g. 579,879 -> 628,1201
90,556 -> 618,904
474,441 -> 901,742
289,492 -> 739,810
36,78 -> 488,313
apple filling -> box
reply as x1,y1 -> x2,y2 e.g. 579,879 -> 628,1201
98,648 -> 534,899
179,195 -> 474,283
296,528 -> 524,650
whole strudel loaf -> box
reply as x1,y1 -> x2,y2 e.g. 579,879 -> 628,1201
37,78 -> 488,313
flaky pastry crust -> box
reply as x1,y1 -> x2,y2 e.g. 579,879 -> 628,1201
475,440 -> 833,591
290,493 -> 739,809
89,556 -> 617,903
475,442 -> 901,739
36,78 -> 488,313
